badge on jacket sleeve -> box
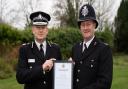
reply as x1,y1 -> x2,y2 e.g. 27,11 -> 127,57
28,59 -> 35,63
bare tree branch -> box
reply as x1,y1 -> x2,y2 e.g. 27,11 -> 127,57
0,0 -> 9,23
16,0 -> 42,28
94,0 -> 115,30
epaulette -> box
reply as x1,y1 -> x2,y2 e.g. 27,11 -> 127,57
103,42 -> 109,45
79,42 -> 82,45
22,43 -> 30,46
48,41 -> 58,47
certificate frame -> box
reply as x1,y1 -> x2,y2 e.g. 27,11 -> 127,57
53,60 -> 73,89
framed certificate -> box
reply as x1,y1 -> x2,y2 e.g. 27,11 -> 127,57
53,61 -> 73,89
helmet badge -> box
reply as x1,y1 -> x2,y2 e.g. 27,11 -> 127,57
81,6 -> 88,16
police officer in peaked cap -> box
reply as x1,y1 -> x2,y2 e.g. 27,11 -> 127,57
71,4 -> 113,89
16,11 -> 62,89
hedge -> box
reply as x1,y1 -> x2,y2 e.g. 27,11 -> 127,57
0,24 -> 114,59
0,24 -> 114,79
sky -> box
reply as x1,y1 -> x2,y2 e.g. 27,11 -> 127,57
108,0 -> 122,21
11,0 -> 56,29
1,0 -> 122,29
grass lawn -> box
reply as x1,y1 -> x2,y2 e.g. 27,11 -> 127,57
111,54 -> 128,89
0,74 -> 23,89
111,65 -> 128,89
0,54 -> 128,89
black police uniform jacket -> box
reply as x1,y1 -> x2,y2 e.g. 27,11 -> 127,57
16,41 -> 61,89
72,37 -> 113,89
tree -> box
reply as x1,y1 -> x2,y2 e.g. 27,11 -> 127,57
94,0 -> 115,31
0,0 -> 20,26
54,0 -> 95,27
114,0 -> 128,53
16,0 -> 42,28
66,0 -> 77,27
54,0 -> 76,27
54,0 -> 115,30
0,0 -> 8,23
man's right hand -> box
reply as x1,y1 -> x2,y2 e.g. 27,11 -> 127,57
42,58 -> 56,72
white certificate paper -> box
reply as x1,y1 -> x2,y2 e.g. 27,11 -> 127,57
53,61 -> 73,89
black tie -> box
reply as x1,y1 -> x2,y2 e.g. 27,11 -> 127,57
40,44 -> 44,58
83,43 -> 87,53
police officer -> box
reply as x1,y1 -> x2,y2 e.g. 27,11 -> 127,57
71,4 -> 113,89
16,11 -> 61,89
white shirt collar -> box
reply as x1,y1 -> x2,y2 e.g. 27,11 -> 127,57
83,36 -> 95,51
35,40 -> 47,55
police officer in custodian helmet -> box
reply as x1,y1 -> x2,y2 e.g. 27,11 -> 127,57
16,11 -> 62,89
71,4 -> 113,89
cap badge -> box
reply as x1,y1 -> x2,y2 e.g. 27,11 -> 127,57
81,6 -> 88,16
33,14 -> 43,21
38,14 -> 43,19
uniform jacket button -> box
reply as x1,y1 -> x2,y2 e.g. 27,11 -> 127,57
80,61 -> 82,64
76,78 -> 79,82
78,69 -> 80,73
29,66 -> 32,69
44,81 -> 46,84
91,64 -> 93,68
43,71 -> 45,75
91,59 -> 94,62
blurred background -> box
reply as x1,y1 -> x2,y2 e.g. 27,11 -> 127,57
0,0 -> 128,89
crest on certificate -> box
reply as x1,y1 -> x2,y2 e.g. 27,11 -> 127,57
62,64 -> 65,68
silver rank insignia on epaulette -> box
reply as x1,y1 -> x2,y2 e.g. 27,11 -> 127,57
103,43 -> 109,45
31,42 -> 34,48
48,41 -> 58,47
94,42 -> 97,46
22,43 -> 26,45
80,42 -> 82,46
48,41 -> 52,47
22,43 -> 30,46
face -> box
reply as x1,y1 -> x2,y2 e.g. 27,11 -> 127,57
32,25 -> 48,43
80,20 -> 96,41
